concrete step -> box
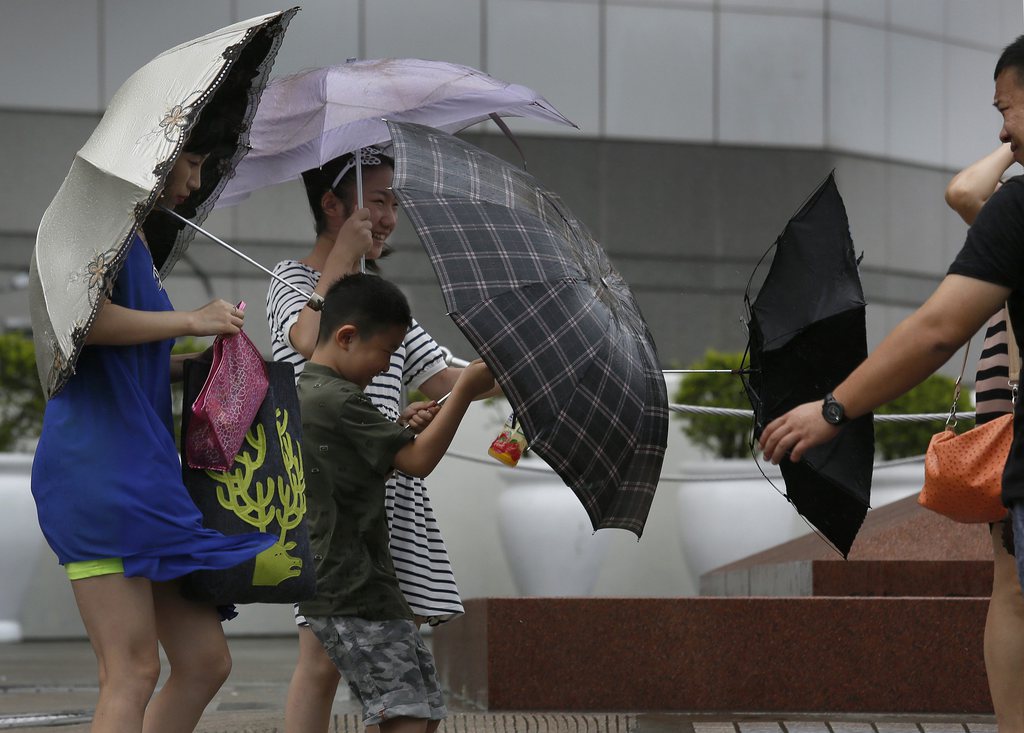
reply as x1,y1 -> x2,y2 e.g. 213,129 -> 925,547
700,559 -> 992,597
432,597 -> 990,714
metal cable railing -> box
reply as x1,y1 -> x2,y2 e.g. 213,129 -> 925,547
442,352 -> 967,479
668,403 -> 973,423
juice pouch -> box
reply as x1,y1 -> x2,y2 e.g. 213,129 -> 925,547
488,413 -> 528,467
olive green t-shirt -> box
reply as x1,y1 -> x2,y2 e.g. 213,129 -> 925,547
296,362 -> 415,620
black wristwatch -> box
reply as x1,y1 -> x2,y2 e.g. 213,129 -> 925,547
822,392 -> 847,426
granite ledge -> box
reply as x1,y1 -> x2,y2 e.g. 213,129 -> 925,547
433,597 -> 990,714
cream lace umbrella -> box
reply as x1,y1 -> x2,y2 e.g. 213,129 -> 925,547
29,8 -> 297,398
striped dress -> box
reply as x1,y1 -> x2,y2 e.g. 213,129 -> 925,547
975,309 -> 1014,425
267,260 -> 464,624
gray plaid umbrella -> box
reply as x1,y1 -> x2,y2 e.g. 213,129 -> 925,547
388,121 -> 667,537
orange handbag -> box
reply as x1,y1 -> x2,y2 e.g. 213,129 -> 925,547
918,313 -> 1016,523
919,413 -> 1011,522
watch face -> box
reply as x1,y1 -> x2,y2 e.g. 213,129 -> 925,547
824,402 -> 844,424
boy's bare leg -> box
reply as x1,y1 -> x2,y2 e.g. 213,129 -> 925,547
286,625 -> 342,733
380,717 -> 430,733
985,521 -> 1024,733
143,580 -> 233,733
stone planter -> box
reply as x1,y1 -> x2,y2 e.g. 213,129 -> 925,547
869,461 -> 925,509
677,458 -> 926,586
0,453 -> 42,642
497,462 -> 610,596
676,458 -> 806,584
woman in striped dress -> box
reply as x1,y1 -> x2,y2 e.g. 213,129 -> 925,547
268,148 -> 496,733
945,141 -> 1024,731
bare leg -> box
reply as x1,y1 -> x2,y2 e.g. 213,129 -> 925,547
380,717 -> 429,733
71,573 -> 161,733
142,581 -> 232,733
285,625 -> 342,733
986,521 -> 1024,733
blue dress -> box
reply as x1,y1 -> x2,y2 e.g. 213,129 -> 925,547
31,234 -> 276,582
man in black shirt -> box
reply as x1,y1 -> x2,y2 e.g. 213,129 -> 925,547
760,35 -> 1024,570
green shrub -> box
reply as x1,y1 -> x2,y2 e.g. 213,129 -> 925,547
0,333 -> 215,453
874,374 -> 972,460
672,349 -> 751,459
0,332 -> 45,452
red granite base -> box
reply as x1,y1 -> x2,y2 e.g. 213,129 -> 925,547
433,597 -> 991,714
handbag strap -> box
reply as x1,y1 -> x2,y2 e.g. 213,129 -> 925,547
1008,307 -> 1020,403
948,304 -> 1019,426
946,344 -> 970,428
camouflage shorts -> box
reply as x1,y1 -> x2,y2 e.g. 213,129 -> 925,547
307,616 -> 447,727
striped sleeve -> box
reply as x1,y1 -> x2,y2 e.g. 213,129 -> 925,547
266,260 -> 319,381
403,319 -> 448,391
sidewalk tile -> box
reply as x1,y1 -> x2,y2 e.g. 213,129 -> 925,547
827,723 -> 874,733
874,724 -> 921,733
693,724 -> 738,733
784,722 -> 830,733
738,724 -> 783,733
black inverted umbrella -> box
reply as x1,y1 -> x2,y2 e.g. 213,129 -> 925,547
387,121 -> 668,537
742,171 -> 873,557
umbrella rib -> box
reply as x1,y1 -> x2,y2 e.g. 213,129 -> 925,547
157,206 -> 317,304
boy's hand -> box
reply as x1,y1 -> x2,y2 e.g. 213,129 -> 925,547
399,400 -> 439,433
455,359 -> 495,399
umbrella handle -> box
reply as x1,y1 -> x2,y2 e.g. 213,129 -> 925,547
156,206 -> 324,311
664,369 -> 755,375
356,148 -> 366,274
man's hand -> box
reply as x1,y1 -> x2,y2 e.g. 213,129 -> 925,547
759,400 -> 842,464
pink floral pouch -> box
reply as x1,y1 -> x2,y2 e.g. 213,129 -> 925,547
185,302 -> 269,471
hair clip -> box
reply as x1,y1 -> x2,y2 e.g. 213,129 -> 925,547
331,146 -> 385,190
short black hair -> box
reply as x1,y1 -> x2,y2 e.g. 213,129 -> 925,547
316,273 -> 411,346
996,35 -> 1024,82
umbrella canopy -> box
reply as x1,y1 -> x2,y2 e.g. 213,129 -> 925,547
742,171 -> 873,557
29,9 -> 297,398
218,57 -> 576,205
388,120 -> 668,538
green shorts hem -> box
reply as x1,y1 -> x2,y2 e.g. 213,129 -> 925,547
66,558 -> 124,580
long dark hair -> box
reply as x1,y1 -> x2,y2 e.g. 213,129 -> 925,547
141,101 -> 242,261
300,151 -> 396,272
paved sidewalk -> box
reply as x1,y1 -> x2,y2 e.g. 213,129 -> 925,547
0,637 -> 999,732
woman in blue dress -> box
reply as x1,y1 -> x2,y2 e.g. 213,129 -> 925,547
30,114 -> 276,731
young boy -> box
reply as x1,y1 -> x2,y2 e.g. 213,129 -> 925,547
297,273 -> 494,733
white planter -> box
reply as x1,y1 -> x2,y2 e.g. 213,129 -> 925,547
497,464 -> 611,596
677,459 -> 926,586
676,459 -> 806,583
869,461 -> 924,509
0,453 -> 43,642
